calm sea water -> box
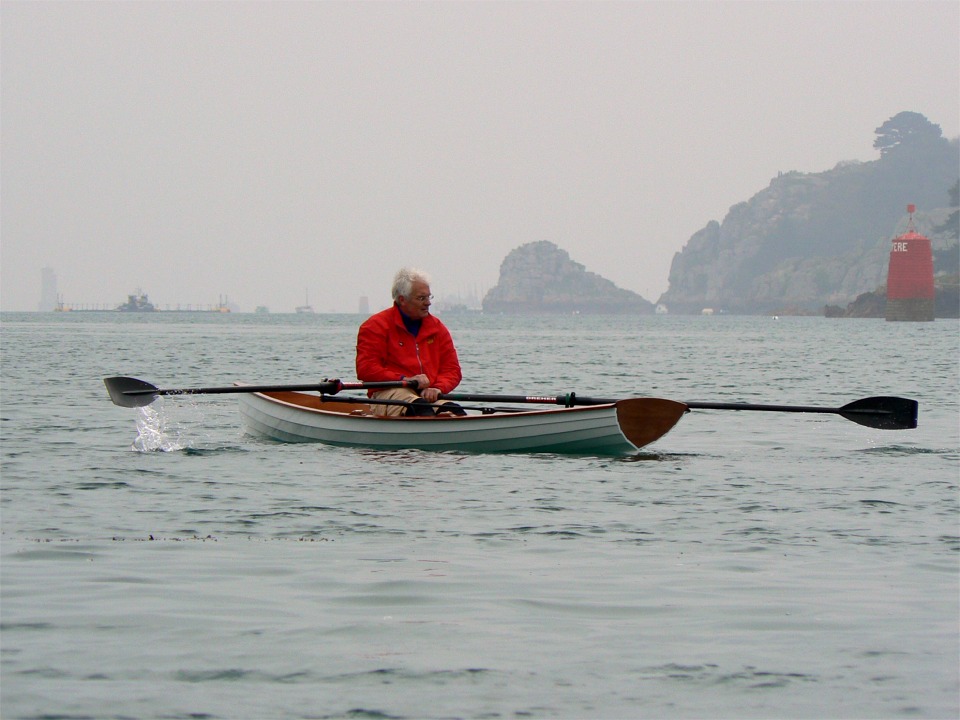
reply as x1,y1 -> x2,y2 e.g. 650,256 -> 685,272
1,312 -> 957,720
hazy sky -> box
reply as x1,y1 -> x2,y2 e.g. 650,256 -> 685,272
2,1 -> 958,313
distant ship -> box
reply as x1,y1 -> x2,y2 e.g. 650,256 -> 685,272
295,289 -> 314,314
117,292 -> 156,312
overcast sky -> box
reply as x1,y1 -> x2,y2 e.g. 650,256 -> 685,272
2,1 -> 957,313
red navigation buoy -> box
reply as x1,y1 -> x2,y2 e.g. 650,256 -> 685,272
886,204 -> 934,321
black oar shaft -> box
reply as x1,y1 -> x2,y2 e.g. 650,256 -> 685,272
686,397 -> 917,430
685,401 -> 841,414
142,380 -> 407,397
441,392 -> 601,406
440,393 -> 916,430
103,376 -> 414,408
123,382 -> 340,398
441,394 -> 861,412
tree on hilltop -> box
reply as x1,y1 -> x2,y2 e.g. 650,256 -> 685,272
873,111 -> 944,158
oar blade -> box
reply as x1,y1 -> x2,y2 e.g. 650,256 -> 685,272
839,396 -> 918,430
104,376 -> 160,408
615,398 -> 688,449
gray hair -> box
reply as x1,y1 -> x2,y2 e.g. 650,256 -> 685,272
391,267 -> 431,301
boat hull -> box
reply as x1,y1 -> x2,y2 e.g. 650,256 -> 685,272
238,389 -> 686,455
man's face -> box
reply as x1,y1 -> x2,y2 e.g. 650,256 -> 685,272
397,280 -> 432,319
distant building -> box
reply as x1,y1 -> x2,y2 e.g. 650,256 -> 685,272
39,267 -> 58,311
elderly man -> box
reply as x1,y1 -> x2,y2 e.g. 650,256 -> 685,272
356,267 -> 465,416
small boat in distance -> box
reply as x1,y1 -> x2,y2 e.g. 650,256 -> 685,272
117,291 -> 156,312
295,289 -> 314,314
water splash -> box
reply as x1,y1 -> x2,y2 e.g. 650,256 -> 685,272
133,403 -> 187,452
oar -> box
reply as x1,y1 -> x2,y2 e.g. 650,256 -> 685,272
105,377 -> 918,430
437,392 -> 917,430
103,376 -> 414,409
676,397 -> 918,430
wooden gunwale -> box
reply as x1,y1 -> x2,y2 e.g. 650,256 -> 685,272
258,389 -> 610,420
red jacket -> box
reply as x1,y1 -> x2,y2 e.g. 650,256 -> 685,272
356,305 -> 462,394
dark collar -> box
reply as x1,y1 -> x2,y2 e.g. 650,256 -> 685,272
396,304 -> 422,337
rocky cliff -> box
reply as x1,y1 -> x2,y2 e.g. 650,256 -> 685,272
482,241 -> 654,314
658,116 -> 959,315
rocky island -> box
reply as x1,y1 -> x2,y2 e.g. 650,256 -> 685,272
482,241 -> 654,314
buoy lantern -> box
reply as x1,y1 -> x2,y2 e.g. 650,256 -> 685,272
886,205 -> 935,322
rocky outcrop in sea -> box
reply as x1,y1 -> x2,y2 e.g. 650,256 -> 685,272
482,241 -> 654,314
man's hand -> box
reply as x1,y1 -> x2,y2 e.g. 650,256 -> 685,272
406,374 -> 440,402
407,374 -> 430,390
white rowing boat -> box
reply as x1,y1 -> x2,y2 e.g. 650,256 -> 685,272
237,389 -> 688,455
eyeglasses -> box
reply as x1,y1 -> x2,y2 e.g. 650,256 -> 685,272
413,294 -> 433,303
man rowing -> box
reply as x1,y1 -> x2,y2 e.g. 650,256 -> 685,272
355,267 -> 466,417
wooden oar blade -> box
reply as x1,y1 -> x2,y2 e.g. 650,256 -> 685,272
839,396 -> 918,430
104,376 -> 159,408
615,398 -> 688,449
